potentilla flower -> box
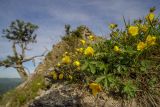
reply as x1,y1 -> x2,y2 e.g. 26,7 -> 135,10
62,55 -> 71,64
59,73 -> 64,80
88,35 -> 95,41
146,13 -> 155,22
141,25 -> 148,32
146,35 -> 156,46
57,63 -> 61,67
63,52 -> 68,56
128,26 -> 139,36
109,23 -> 117,29
73,61 -> 81,67
80,39 -> 86,45
84,46 -> 94,56
114,46 -> 120,52
76,48 -> 84,53
89,83 -> 102,96
51,71 -> 57,80
137,42 -> 146,51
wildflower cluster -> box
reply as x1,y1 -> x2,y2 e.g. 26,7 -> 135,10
47,33 -> 101,95
80,8 -> 160,100
46,8 -> 160,102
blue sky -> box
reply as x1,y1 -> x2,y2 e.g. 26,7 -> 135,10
0,0 -> 160,78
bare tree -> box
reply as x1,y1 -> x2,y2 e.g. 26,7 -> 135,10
0,20 -> 44,81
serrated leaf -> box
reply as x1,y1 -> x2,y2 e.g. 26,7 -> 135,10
81,61 -> 89,71
95,76 -> 105,83
89,64 -> 96,74
104,78 -> 109,88
117,66 -> 121,73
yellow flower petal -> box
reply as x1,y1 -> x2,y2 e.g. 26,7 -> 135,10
59,73 -> 64,80
57,63 -> 61,67
109,23 -> 117,29
62,55 -> 71,64
76,48 -> 84,53
146,13 -> 155,22
51,71 -> 57,80
84,46 -> 94,56
88,35 -> 95,41
89,83 -> 102,96
128,26 -> 139,36
137,42 -> 146,51
80,39 -> 86,45
114,46 -> 120,52
73,61 -> 81,67
141,25 -> 148,32
146,35 -> 156,46
92,89 -> 98,96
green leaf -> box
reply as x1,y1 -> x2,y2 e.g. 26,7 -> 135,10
89,64 -> 96,74
141,60 -> 150,68
95,76 -> 105,83
81,61 -> 89,71
123,81 -> 137,98
117,66 -> 121,73
140,67 -> 146,72
104,78 -> 109,89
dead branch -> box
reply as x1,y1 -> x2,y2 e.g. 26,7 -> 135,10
22,49 -> 47,63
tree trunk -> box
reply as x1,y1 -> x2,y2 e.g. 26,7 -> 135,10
16,64 -> 28,81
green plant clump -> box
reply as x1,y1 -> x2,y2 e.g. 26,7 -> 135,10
48,8 -> 160,106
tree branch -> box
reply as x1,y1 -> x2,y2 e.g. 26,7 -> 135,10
22,50 -> 47,63
12,42 -> 18,57
0,61 -> 19,68
21,43 -> 25,58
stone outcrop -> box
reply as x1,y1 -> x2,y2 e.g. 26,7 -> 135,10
29,83 -> 136,107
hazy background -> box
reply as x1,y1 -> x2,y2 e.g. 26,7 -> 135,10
0,0 -> 160,78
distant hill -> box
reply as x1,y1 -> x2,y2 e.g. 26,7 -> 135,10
0,78 -> 22,95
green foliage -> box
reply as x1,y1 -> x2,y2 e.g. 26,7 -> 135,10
2,19 -> 38,44
80,9 -> 160,100
44,8 -> 160,106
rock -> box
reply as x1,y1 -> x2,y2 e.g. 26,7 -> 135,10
29,89 -> 82,107
29,83 -> 137,107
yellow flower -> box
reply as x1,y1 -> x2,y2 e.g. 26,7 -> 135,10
80,39 -> 86,45
68,75 -> 73,80
63,52 -> 68,56
141,25 -> 148,32
88,35 -> 95,41
59,73 -> 64,80
51,71 -> 57,80
73,61 -> 81,67
137,42 -> 146,51
128,26 -> 139,36
57,63 -> 61,67
146,35 -> 156,45
62,55 -> 71,64
84,46 -> 94,56
114,46 -> 120,52
146,13 -> 155,22
89,83 -> 102,96
64,52 -> 68,54
76,48 -> 84,53
37,83 -> 41,86
109,23 -> 117,29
